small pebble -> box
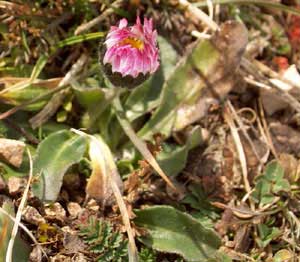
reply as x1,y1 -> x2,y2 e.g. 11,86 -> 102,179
45,202 -> 66,222
29,246 -> 42,262
67,202 -> 82,219
7,177 -> 26,195
62,226 -> 85,254
86,198 -> 100,212
22,206 -> 46,226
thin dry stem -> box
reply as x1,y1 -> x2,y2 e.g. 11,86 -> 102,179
244,76 -> 272,90
223,106 -> 254,210
237,107 -> 257,125
242,58 -> 300,114
191,30 -> 212,39
107,168 -> 138,262
74,0 -> 123,35
227,101 -> 262,164
178,0 -> 219,31
112,96 -> 178,192
29,54 -> 88,129
206,0 -> 214,20
257,99 -> 278,159
6,148 -> 33,262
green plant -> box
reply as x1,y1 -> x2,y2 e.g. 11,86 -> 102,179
79,217 -> 128,262
138,247 -> 157,262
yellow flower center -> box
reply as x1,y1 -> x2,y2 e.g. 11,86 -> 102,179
120,37 -> 144,50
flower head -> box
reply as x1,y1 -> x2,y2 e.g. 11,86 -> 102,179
101,17 -> 159,88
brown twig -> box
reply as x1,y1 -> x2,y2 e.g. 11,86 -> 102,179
3,119 -> 39,145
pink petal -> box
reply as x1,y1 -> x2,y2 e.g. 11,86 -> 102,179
119,18 -> 128,28
103,16 -> 160,78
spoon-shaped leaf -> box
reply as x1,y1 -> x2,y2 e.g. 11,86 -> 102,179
32,130 -> 87,202
135,205 -> 221,261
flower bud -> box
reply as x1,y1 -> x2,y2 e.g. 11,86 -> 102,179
100,17 -> 160,89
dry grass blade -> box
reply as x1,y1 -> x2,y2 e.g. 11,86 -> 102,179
242,58 -> 300,114
29,54 -> 88,129
71,129 -> 138,262
227,101 -> 262,164
207,0 -> 214,20
85,133 -> 123,206
106,163 -> 138,262
0,55 -> 48,96
191,30 -> 212,39
257,99 -> 278,159
0,84 -> 67,120
0,1 -> 17,9
243,76 -> 271,90
92,135 -> 138,262
178,0 -> 219,31
74,0 -> 123,35
5,148 -> 33,262
224,104 -> 254,210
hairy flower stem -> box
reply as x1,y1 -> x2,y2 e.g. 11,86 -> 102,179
112,94 -> 177,192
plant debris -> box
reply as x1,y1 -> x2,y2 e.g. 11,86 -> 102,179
1,1 -> 300,261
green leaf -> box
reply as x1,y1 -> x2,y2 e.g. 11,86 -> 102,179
134,205 -> 221,261
54,32 -> 105,50
32,130 -> 87,202
139,40 -> 220,139
79,217 -> 128,262
264,161 -> 285,181
56,110 -> 68,122
37,122 -> 70,139
0,162 -> 26,181
0,84 -> 50,111
257,224 -> 281,248
138,247 -> 157,262
0,23 -> 8,34
181,183 -> 220,227
124,36 -> 178,122
29,55 -> 48,82
136,22 -> 247,140
207,252 -> 233,262
21,30 -> 31,55
157,143 -> 189,177
252,161 -> 290,205
113,96 -> 176,191
73,84 -> 121,134
73,86 -> 105,109
157,126 -> 203,176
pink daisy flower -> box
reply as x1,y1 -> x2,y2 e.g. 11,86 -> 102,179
102,17 -> 159,86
